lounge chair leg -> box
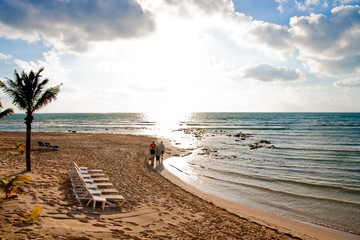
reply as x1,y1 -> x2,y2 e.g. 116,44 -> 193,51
93,200 -> 96,209
102,201 -> 105,210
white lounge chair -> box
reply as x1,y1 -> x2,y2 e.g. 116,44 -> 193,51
69,167 -> 126,209
69,170 -> 107,210
74,162 -> 103,173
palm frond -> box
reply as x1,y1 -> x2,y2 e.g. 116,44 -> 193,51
6,85 -> 28,110
1,77 -> 28,110
33,84 -> 61,111
33,78 -> 49,102
0,108 -> 14,119
0,81 -> 10,93
9,175 -> 32,188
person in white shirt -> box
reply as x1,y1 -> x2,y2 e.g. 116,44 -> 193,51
158,141 -> 165,160
155,146 -> 161,164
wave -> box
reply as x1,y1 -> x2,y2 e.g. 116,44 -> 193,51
275,146 -> 360,154
314,123 -> 360,127
199,173 -> 360,207
182,125 -> 291,131
188,163 -> 360,194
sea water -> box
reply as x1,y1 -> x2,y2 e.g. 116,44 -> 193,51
1,112 -> 359,234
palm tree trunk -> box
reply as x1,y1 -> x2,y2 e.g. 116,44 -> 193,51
25,114 -> 33,172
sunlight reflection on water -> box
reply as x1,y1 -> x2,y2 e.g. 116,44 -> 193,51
144,111 -> 195,148
163,156 -> 199,183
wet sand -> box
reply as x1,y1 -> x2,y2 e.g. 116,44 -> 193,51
0,131 -> 357,239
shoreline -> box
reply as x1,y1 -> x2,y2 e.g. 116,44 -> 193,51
160,166 -> 360,240
1,131 -> 359,239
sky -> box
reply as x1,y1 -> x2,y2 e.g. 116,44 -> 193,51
0,0 -> 359,113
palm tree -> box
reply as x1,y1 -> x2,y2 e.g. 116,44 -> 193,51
0,68 -> 61,171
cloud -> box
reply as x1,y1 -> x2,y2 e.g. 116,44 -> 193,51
333,77 -> 360,88
229,63 -> 304,82
143,0 -> 295,59
295,0 -> 321,11
220,15 -> 296,59
169,0 -> 233,15
289,5 -> 360,75
276,0 -> 288,13
144,0 -> 234,18
12,49 -> 68,87
0,0 -> 155,52
249,21 -> 295,57
287,85 -> 328,94
0,52 -> 12,60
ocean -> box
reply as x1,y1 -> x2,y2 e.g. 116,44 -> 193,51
1,112 -> 360,234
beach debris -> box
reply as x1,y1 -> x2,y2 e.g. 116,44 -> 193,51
181,152 -> 192,157
15,142 -> 26,155
198,147 -> 218,155
233,132 -> 252,139
174,128 -> 207,140
258,139 -> 271,144
248,139 -> 275,150
0,174 -> 32,199
25,206 -> 42,222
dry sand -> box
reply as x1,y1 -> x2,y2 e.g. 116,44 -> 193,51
0,131 -> 358,240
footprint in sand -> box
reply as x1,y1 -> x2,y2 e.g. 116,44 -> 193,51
78,218 -> 89,223
92,223 -> 107,227
111,229 -> 125,234
112,219 -> 123,224
125,221 -> 139,226
140,229 -> 155,237
111,222 -> 122,227
142,224 -> 150,228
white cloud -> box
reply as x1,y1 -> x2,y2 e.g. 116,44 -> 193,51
141,0 -> 234,18
276,0 -> 288,12
225,15 -> 295,59
295,0 -> 322,11
0,52 -> 12,60
333,77 -> 360,88
287,85 -> 328,94
229,63 -> 304,82
141,0 -> 295,60
13,50 -> 67,86
0,0 -> 155,52
289,5 -> 360,75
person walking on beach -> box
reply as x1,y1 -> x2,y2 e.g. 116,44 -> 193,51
149,141 -> 156,166
155,146 -> 161,164
158,141 -> 165,161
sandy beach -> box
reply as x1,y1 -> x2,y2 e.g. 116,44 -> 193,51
0,131 -> 358,240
